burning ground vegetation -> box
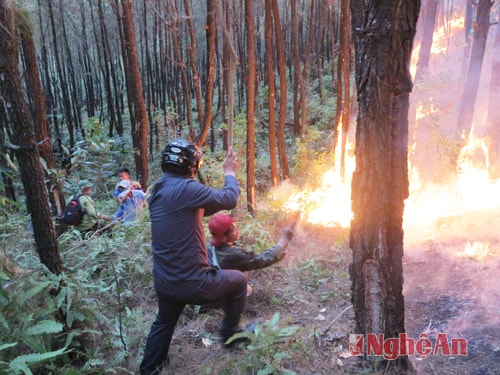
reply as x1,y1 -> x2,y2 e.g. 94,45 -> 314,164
251,127 -> 500,373
148,211 -> 500,375
403,211 -> 500,375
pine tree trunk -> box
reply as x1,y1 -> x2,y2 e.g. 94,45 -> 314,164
350,0 -> 420,370
196,0 -> 216,146
272,0 -> 290,180
336,0 -> 351,179
455,0 -> 493,146
265,0 -> 279,188
183,0 -> 204,129
291,0 -> 303,138
414,0 -> 439,81
120,0 -> 149,187
47,0 -> 76,148
19,16 -> 67,233
485,21 -> 500,178
0,0 -> 63,275
245,0 -> 257,214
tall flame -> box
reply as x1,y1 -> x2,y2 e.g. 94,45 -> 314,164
282,132 -> 500,242
282,133 -> 355,228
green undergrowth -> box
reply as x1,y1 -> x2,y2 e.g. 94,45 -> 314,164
0,123 -> 361,373
1,203 -> 358,374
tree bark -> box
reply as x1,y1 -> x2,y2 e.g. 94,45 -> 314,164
118,0 -> 149,187
414,0 -> 439,82
485,20 -> 500,178
271,0 -> 290,180
265,0 -> 279,188
463,0 -> 474,73
47,0 -> 76,148
0,0 -> 63,275
195,0 -> 216,146
245,0 -> 256,214
350,0 -> 420,370
19,11 -> 67,233
336,0 -> 351,179
455,0 -> 493,146
183,0 -> 204,129
291,0 -> 304,138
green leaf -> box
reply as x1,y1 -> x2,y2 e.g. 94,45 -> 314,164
8,360 -> 32,375
10,347 -> 68,365
0,312 -> 9,330
267,312 -> 280,328
25,320 -> 64,336
56,286 -> 67,309
19,281 -> 52,304
20,335 -> 44,353
257,367 -> 273,375
0,286 -> 10,306
277,325 -> 299,337
0,342 -> 17,351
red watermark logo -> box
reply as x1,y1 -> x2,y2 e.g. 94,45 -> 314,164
349,333 -> 468,360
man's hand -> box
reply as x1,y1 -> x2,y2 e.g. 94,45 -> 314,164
223,146 -> 238,177
277,221 -> 296,249
282,222 -> 296,241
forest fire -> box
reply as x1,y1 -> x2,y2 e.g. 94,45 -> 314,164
281,131 -> 500,263
282,138 -> 355,228
461,241 -> 491,260
283,168 -> 353,228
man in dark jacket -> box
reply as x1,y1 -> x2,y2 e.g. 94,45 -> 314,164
207,213 -> 295,272
140,139 -> 247,375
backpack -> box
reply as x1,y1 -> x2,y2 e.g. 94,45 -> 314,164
62,195 -> 85,225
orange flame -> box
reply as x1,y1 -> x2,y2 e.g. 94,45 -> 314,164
281,131 -> 500,244
282,134 -> 355,228
462,241 -> 491,260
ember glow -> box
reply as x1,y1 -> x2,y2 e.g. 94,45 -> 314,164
283,168 -> 353,228
461,241 -> 491,260
277,13 -> 500,262
281,137 -> 355,228
405,133 -> 500,224
279,131 -> 500,247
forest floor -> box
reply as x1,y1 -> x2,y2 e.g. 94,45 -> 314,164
147,213 -> 500,375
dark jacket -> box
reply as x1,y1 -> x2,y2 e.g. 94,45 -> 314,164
207,242 -> 285,272
148,172 -> 240,297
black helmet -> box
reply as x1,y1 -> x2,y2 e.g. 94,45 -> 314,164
161,139 -> 203,176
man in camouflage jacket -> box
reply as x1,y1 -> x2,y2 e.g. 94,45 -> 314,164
207,214 -> 295,272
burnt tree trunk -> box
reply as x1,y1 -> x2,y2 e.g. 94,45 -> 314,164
455,0 -> 493,146
290,0 -> 304,138
272,0 -> 290,180
463,0 -> 474,73
350,0 -> 420,370
118,0 -> 149,187
0,0 -> 63,275
183,0 -> 204,129
336,0 -> 351,179
167,0 -> 194,136
264,0 -> 279,188
19,14 -> 67,234
96,0 -> 120,137
485,21 -> 500,179
245,0 -> 257,214
414,0 -> 439,82
196,0 -> 216,146
47,0 -> 76,148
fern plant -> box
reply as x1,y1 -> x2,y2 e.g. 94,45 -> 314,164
224,312 -> 299,375
0,272 -> 75,374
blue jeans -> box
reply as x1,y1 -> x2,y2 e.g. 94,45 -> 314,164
140,269 -> 247,375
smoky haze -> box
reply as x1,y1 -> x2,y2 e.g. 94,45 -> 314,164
403,11 -> 500,373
